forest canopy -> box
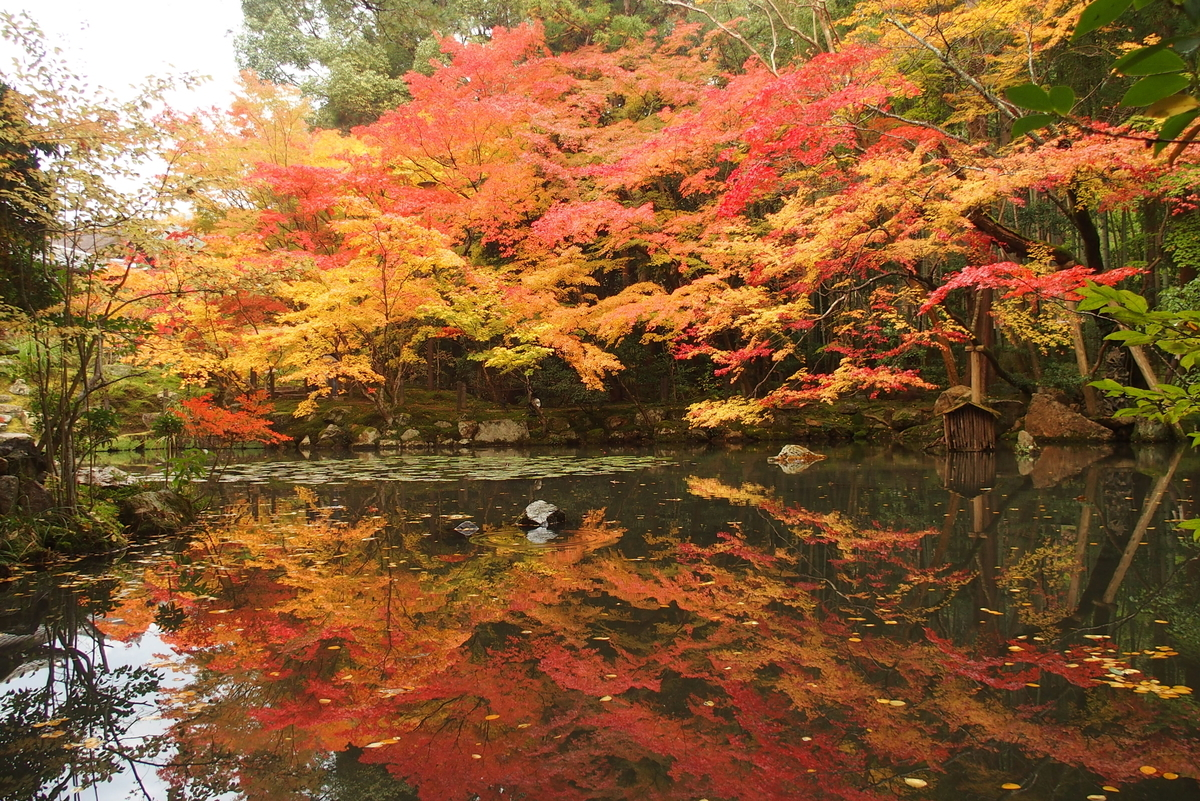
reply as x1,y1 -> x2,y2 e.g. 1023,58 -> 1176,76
4,0 -> 1200,443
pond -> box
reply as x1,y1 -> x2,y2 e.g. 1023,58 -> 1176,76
2,443 -> 1199,800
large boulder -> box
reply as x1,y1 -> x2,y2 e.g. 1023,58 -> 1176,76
316,423 -> 351,449
0,433 -> 47,478
351,426 -> 381,448
474,420 -> 529,444
1023,392 -> 1113,441
0,475 -> 53,516
0,475 -> 18,514
458,420 -> 479,439
889,409 -> 926,431
118,490 -> 194,536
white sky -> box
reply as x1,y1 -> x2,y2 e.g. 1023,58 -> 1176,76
3,0 -> 245,113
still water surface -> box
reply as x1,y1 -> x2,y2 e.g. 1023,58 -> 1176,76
2,444 -> 1200,800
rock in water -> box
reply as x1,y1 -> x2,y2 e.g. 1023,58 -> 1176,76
768,444 -> 826,464
77,466 -> 138,487
519,500 -> 566,528
118,490 -> 194,536
454,520 -> 480,536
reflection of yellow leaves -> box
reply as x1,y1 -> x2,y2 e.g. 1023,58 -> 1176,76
39,730 -> 67,739
685,477 -> 772,506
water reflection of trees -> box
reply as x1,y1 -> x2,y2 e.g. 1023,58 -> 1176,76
85,449 -> 1200,799
7,447 -> 1200,799
0,573 -> 165,801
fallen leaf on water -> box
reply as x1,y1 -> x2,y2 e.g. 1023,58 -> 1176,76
605,673 -> 617,678
521,630 -> 532,634
517,723 -> 531,729
318,699 -> 332,705
1086,795 -> 1106,801
471,754 -> 482,759
1139,766 -> 1157,775
1163,773 -> 1179,780
364,739 -> 398,748
703,701 -> 715,707
848,637 -> 862,642
888,700 -> 906,707
327,645 -> 341,650
599,696 -> 613,702
904,778 -> 928,788
1000,783 -> 1021,790
592,636 -> 610,641
1101,787 -> 1119,792
485,714 -> 500,720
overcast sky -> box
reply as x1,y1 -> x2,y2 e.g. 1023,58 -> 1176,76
3,0 -> 245,113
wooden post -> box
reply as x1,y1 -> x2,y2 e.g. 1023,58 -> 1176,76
969,346 -> 983,404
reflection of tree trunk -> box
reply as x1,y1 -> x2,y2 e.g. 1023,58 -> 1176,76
932,494 -> 960,565
1102,449 -> 1183,605
974,493 -> 999,617
1067,466 -> 1100,609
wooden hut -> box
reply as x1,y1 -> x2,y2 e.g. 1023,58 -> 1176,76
942,399 -> 999,452
940,345 -> 999,452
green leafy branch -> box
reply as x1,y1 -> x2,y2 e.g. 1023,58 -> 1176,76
1005,0 -> 1200,154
